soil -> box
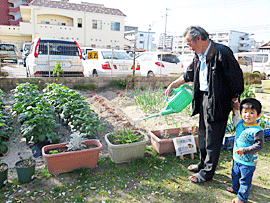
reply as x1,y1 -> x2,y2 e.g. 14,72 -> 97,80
44,144 -> 98,155
1,89 -> 270,181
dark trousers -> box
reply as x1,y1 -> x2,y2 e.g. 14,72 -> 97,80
197,92 -> 229,180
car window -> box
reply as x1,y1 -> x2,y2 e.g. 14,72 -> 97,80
39,40 -> 79,56
263,55 -> 268,63
158,54 -> 180,63
254,55 -> 264,63
101,51 -> 132,60
0,44 -> 16,53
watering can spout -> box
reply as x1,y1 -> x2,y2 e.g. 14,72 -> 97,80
161,109 -> 175,116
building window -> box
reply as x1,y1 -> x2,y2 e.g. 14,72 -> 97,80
92,20 -> 102,30
78,18 -> 82,28
111,22 -> 120,31
140,34 -> 144,37
91,44 -> 96,48
139,41 -> 144,44
41,21 -> 50,24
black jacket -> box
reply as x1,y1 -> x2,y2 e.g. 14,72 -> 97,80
183,41 -> 244,122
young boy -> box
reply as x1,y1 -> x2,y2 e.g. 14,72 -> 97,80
227,98 -> 264,203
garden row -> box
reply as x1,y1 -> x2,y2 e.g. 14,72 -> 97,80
11,82 -> 103,155
0,89 -> 13,155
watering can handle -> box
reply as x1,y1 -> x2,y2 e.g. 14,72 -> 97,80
166,84 -> 193,102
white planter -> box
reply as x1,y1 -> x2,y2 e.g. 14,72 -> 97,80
252,87 -> 264,93
104,130 -> 149,163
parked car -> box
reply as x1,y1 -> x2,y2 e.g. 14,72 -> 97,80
0,43 -> 18,64
135,52 -> 184,77
234,54 -> 253,73
83,49 -> 140,77
234,52 -> 270,76
177,54 -> 195,72
21,42 -> 31,67
26,38 -> 84,77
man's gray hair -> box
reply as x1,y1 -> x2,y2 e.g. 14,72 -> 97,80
183,26 -> 209,41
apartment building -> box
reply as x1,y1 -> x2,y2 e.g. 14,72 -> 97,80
0,0 -> 32,26
125,30 -> 155,51
158,33 -> 173,50
173,30 -> 254,54
0,0 -> 132,50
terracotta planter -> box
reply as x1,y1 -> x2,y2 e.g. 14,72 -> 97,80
149,127 -> 198,154
42,139 -> 102,175
105,130 -> 149,163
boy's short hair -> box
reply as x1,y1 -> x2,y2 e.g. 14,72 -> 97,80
240,98 -> 262,115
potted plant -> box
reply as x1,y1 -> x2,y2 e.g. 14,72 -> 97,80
148,125 -> 198,154
15,156 -> 36,184
104,128 -> 149,163
42,132 -> 102,175
0,161 -> 8,188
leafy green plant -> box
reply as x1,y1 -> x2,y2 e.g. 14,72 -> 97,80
240,85 -> 255,100
258,112 -> 270,129
52,61 -> 63,81
107,128 -> 145,145
0,89 -> 12,154
43,83 -> 103,137
226,112 -> 236,135
12,83 -> 59,144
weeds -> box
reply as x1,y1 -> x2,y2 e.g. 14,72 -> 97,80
73,83 -> 98,91
108,78 -> 127,89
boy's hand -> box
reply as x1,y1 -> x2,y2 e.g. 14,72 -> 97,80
235,147 -> 244,157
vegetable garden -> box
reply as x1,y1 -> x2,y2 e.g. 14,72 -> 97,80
0,82 -> 269,203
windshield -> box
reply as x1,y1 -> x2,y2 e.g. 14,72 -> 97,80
101,51 -> 132,60
0,44 -> 16,53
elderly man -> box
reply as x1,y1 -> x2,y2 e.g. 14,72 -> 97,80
165,26 -> 244,183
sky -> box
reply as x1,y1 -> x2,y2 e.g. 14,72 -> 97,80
70,0 -> 270,42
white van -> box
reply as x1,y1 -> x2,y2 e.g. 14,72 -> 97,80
26,38 -> 84,77
234,52 -> 270,75
234,54 -> 253,73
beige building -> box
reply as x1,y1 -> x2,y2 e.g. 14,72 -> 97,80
0,0 -> 132,51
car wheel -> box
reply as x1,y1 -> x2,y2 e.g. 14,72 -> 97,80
147,71 -> 155,77
92,70 -> 98,77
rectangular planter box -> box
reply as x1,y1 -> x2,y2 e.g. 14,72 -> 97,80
149,127 -> 198,154
42,139 -> 102,175
105,130 -> 149,163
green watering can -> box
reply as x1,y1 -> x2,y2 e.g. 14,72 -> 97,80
133,84 -> 193,122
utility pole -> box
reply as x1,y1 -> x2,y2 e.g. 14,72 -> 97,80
147,24 -> 151,52
164,7 -> 170,51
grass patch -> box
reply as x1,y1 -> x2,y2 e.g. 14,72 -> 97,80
1,142 -> 269,203
72,83 -> 98,91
